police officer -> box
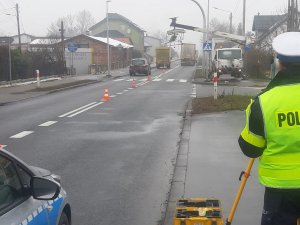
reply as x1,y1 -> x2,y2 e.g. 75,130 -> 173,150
238,32 -> 300,225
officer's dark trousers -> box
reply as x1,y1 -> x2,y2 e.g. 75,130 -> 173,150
261,187 -> 300,225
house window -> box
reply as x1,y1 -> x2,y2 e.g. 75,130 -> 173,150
78,43 -> 89,48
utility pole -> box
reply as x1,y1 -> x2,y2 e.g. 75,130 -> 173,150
243,0 -> 247,77
287,0 -> 299,31
229,12 -> 233,34
59,21 -> 65,74
106,0 -> 111,77
243,0 -> 246,35
16,4 -> 21,52
207,0 -> 210,38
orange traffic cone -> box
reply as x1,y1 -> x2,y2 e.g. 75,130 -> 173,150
102,88 -> 110,101
131,78 -> 137,88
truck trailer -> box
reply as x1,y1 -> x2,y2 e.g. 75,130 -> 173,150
155,47 -> 171,69
181,43 -> 197,66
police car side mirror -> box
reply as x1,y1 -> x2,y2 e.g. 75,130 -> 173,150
30,177 -> 61,200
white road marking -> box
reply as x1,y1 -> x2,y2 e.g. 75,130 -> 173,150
10,131 -> 34,139
139,78 -> 147,81
59,102 -> 97,118
179,79 -> 187,83
242,86 -> 264,90
161,65 -> 180,76
113,79 -> 124,82
166,79 -> 175,82
137,81 -> 149,86
110,95 -> 117,97
68,102 -> 104,117
128,88 -> 133,90
191,84 -> 197,98
38,121 -> 57,127
153,79 -> 162,81
123,90 -> 129,92
116,92 -> 123,95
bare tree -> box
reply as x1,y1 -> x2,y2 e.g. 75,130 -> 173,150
76,10 -> 95,34
210,18 -> 236,33
47,10 -> 95,37
236,23 -> 243,36
151,30 -> 166,44
48,14 -> 78,37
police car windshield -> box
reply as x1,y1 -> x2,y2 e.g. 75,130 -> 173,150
218,50 -> 242,60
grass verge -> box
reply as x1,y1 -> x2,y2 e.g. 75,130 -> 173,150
192,95 -> 254,114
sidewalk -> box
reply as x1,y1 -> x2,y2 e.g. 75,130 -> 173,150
0,68 -> 129,105
164,73 -> 268,225
164,109 -> 264,225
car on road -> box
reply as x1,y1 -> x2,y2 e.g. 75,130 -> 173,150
0,147 -> 71,225
129,58 -> 151,76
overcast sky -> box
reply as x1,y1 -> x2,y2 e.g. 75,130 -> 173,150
0,0 -> 288,49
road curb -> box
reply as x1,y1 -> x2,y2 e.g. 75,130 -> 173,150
47,80 -> 100,94
162,100 -> 192,225
192,79 -> 268,88
0,73 -> 129,106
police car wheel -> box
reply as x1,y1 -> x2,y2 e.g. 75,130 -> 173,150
58,212 -> 70,225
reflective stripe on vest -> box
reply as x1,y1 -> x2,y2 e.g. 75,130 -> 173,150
240,99 -> 266,148
259,83 -> 300,188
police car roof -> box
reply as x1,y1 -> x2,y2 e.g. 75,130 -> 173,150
273,32 -> 300,57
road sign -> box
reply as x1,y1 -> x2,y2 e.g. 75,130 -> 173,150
203,41 -> 212,51
244,44 -> 253,52
67,42 -> 78,52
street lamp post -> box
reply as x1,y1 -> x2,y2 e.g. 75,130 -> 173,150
106,0 -> 111,77
213,7 -> 233,34
8,38 -> 12,85
190,0 -> 207,79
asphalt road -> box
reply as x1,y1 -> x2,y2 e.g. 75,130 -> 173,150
0,62 -> 195,225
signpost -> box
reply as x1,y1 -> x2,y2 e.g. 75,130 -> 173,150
36,70 -> 40,88
213,72 -> 218,100
67,42 -> 78,75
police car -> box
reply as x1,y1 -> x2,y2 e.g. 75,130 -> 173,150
0,147 -> 71,225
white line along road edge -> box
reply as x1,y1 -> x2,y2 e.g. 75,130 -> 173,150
59,102 -> 98,118
38,121 -> 58,127
67,102 -> 104,118
10,131 -> 34,139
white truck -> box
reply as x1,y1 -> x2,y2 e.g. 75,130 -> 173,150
211,46 -> 243,78
169,18 -> 247,78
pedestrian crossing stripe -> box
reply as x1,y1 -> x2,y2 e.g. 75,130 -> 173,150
114,78 -> 187,83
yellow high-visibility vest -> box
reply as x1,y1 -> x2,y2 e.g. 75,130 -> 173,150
258,84 -> 300,188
